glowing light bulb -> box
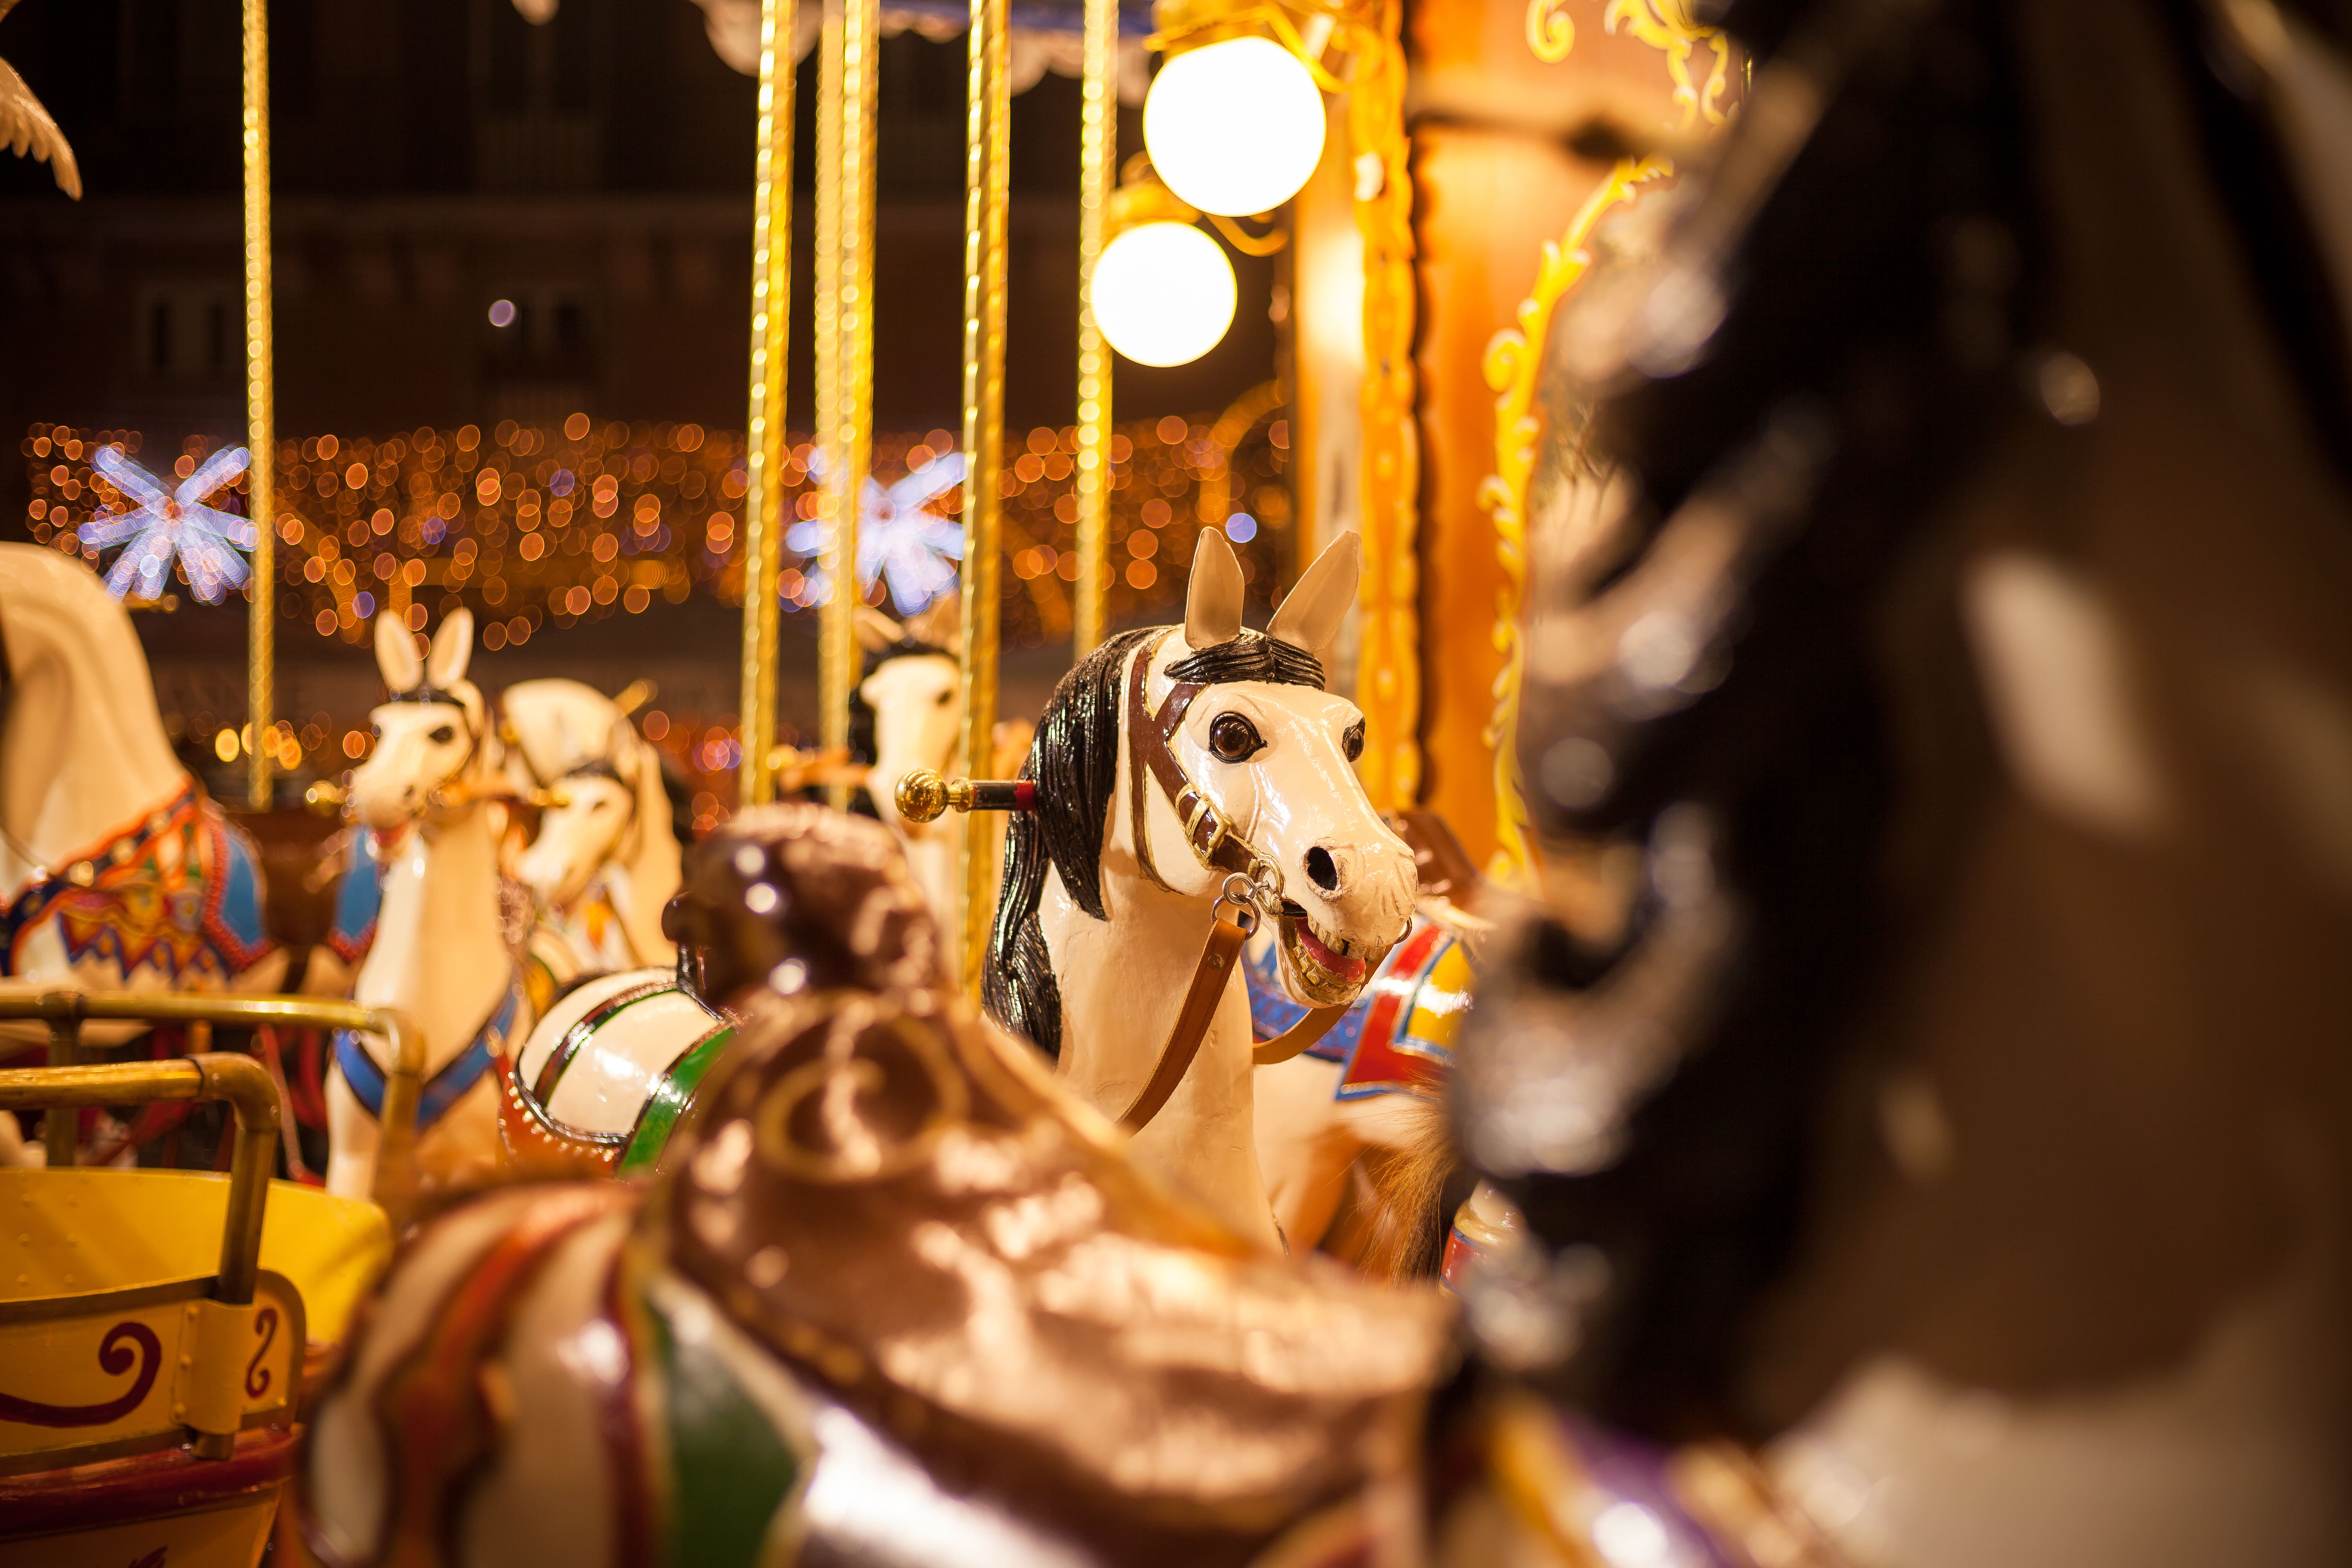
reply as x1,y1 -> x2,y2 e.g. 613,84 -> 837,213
1143,36 -> 1326,217
1092,222 -> 1237,367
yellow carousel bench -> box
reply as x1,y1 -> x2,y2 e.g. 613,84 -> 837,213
0,994 -> 420,1568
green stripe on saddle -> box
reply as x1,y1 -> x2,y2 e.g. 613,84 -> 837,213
638,1271 -> 803,1567
616,1024 -> 737,1179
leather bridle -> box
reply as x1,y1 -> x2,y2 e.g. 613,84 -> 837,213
1112,632 -> 1353,1132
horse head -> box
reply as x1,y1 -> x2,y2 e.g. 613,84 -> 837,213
503,679 -> 672,913
349,609 -> 489,838
855,601 -> 963,834
1144,527 -> 1417,1006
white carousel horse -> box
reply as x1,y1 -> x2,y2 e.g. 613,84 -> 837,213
324,609 -> 533,1200
852,598 -> 1032,927
851,600 -> 964,922
500,678 -> 681,974
0,544 -> 284,1049
987,527 -> 1419,1249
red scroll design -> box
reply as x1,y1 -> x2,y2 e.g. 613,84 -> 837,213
0,1321 -> 163,1427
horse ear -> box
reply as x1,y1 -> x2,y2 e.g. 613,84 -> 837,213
606,711 -> 638,774
855,606 -> 902,653
1267,529 -> 1360,668
1184,528 -> 1245,650
375,611 -> 423,692
427,607 -> 475,688
908,596 -> 962,655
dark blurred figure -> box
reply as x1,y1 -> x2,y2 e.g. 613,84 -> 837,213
1441,1 -> 2352,1564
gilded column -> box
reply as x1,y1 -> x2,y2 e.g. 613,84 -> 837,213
820,0 -> 880,803
738,0 -> 799,805
242,0 -> 274,810
1351,0 -> 1419,812
1072,0 -> 1115,657
959,0 -> 1011,993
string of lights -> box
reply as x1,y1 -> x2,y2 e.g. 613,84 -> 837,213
20,410 -> 1292,822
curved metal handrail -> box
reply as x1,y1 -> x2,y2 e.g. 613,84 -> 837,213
0,1052 -> 279,1458
0,991 -> 425,1225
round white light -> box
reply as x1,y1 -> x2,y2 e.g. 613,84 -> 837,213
1143,36 -> 1326,217
1092,222 -> 1237,367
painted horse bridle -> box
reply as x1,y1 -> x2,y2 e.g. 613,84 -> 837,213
903,632 -> 1354,1132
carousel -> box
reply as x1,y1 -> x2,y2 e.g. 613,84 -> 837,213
4,0 -> 2351,1563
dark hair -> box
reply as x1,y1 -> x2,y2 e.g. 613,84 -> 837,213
1472,0 -> 2352,1439
985,629 -> 1154,1056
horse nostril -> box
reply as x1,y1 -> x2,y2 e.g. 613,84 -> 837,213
1305,845 -> 1340,894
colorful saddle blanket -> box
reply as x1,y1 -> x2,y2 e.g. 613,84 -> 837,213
1243,908 -> 1472,1100
333,970 -> 526,1135
0,777 -> 274,988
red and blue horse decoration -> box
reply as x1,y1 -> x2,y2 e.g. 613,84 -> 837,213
1243,908 -> 1472,1100
0,777 -> 274,989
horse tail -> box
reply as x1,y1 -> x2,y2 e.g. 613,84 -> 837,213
1324,1097 -> 1455,1282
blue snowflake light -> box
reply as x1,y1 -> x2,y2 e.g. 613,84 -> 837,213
787,450 -> 967,615
80,444 -> 258,604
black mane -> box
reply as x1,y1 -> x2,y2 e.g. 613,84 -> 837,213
984,628 -> 1323,1057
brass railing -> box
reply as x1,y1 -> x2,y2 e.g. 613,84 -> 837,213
0,992 -> 425,1225
0,1052 -> 279,1458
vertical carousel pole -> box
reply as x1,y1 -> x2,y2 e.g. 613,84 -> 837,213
958,0 -> 1010,994
738,0 -> 799,806
1072,0 -> 1114,658
812,0 -> 842,795
241,0 -> 274,810
820,0 -> 881,807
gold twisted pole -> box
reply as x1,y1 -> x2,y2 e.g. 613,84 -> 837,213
1073,0 -> 1115,658
242,0 -> 274,810
820,0 -> 881,809
959,0 -> 1011,995
738,0 -> 799,806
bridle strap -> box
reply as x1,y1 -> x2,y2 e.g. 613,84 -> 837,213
1113,635 -> 1350,1132
1114,898 -> 1253,1131
1124,633 -> 1271,885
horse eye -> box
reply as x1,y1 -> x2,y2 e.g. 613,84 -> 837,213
936,691 -> 953,706
1342,720 -> 1364,762
430,725 -> 456,745
1209,713 -> 1263,762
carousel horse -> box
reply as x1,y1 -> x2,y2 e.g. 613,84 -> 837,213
0,543 -> 283,1046
987,526 -> 1419,1250
1437,0 -> 2352,1564
1248,811 -> 1487,1276
500,677 -> 682,973
852,596 -> 1032,926
296,803 -> 1449,1568
324,609 -> 534,1200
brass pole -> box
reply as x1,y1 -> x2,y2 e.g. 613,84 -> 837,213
812,0 -> 843,794
1073,0 -> 1114,658
958,0 -> 1010,995
738,0 -> 799,806
242,0 -> 274,810
821,0 -> 881,809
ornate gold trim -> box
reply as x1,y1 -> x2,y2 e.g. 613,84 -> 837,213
1351,0 -> 1420,813
738,0 -> 799,806
1478,157 -> 1664,888
1605,0 -> 1734,128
